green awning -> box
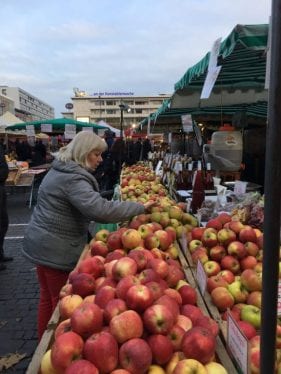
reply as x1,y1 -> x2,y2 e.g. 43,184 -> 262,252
6,117 -> 108,132
174,24 -> 268,92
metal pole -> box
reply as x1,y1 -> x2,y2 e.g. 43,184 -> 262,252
261,2 -> 281,373
120,108 -> 124,138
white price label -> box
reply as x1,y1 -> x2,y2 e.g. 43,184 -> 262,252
41,124 -> 52,133
234,181 -> 247,195
26,125 -> 35,136
82,127 -> 93,132
227,312 -> 249,374
196,260 -> 207,295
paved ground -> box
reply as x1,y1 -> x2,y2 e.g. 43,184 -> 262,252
0,188 -> 39,373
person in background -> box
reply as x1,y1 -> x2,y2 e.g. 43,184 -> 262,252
22,131 -> 154,339
142,138 -> 152,160
32,140 -> 47,166
0,143 -> 13,271
132,137 -> 142,163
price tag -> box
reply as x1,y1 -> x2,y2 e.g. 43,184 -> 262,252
227,312 -> 249,374
234,181 -> 247,195
196,260 -> 207,295
278,280 -> 281,316
64,124 -> 77,140
26,125 -> 35,136
41,124 -> 52,133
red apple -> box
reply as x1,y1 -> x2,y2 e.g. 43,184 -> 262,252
165,226 -> 177,242
128,249 -> 148,271
206,218 -> 222,231
220,255 -> 241,274
237,321 -> 257,340
138,224 -> 154,239
211,287 -> 235,311
244,241 -> 259,257
107,231 -> 123,251
164,288 -> 182,305
165,265 -> 185,288
217,228 -> 237,246
180,304 -> 204,325
126,284 -> 153,312
227,241 -> 247,259
119,338 -> 152,373
207,275 -> 229,293
217,270 -> 235,284
167,324 -> 185,351
105,249 -> 125,263
121,229 -> 142,249
176,314 -> 193,332
181,326 -> 216,364
51,331 -> 84,372
240,255 -> 258,270
70,303 -> 103,339
139,268 -> 161,285
145,233 -> 160,249
104,298 -> 127,323
178,284 -> 197,305
217,212 -> 232,225
90,240 -> 109,257
112,257 -> 138,281
191,248 -> 209,265
70,273 -> 96,298
146,281 -> 165,301
65,359 -> 98,374
191,227 -> 206,240
228,220 -> 244,234
94,285 -> 116,309
209,245 -> 226,261
240,269 -> 262,292
109,310 -> 143,343
239,226 -> 257,243
59,284 -> 73,299
201,229 -> 218,248
247,291 -> 262,309
154,229 -> 173,250
147,258 -> 169,279
83,331 -> 119,372
195,316 -> 219,337
143,304 -> 175,335
54,318 -> 72,339
95,276 -> 116,292
147,334 -> 173,365
154,295 -> 179,321
116,275 -> 140,300
77,256 -> 104,278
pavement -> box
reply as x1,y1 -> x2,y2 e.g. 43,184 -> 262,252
0,187 -> 39,373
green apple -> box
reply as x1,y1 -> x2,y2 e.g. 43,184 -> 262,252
241,305 -> 261,329
227,280 -> 249,303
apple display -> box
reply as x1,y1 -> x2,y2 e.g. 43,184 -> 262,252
165,265 -> 185,288
138,224 -> 154,239
164,288 -> 182,305
165,352 -> 185,374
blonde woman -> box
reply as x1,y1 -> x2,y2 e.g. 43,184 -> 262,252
22,131 -> 152,339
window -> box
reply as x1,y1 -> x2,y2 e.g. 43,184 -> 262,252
106,109 -> 116,114
106,101 -> 116,106
135,101 -> 148,105
135,109 -> 142,114
1,89 -> 6,95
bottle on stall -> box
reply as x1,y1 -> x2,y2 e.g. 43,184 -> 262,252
190,161 -> 205,214
205,162 -> 214,191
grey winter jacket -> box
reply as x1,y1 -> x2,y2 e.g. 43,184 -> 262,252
22,159 -> 145,271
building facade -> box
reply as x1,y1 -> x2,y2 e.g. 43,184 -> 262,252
0,86 -> 55,121
62,90 -> 170,132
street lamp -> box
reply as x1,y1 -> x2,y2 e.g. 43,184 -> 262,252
119,102 -> 131,138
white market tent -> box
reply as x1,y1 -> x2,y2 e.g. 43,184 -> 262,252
0,112 -> 25,133
97,120 -> 121,137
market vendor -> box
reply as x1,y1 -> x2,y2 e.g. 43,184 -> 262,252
22,131 -> 153,340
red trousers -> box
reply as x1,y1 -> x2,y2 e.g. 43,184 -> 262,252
36,265 -> 69,340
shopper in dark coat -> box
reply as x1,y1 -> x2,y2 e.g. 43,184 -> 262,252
132,138 -> 142,163
0,144 -> 13,271
142,138 -> 152,160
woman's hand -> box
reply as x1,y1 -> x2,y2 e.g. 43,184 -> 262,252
143,200 -> 158,212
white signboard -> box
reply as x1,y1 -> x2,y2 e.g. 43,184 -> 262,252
41,124 -> 52,133
82,127 -> 93,132
64,124 -> 76,140
200,65 -> 222,99
181,114 -> 193,133
155,160 -> 163,176
208,37 -> 222,70
26,125 -> 35,136
196,260 -> 207,295
227,313 -> 249,374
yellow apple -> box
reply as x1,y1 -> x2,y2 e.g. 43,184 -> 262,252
173,359 -> 207,373
40,349 -> 59,374
148,364 -> 166,374
205,361 -> 228,374
165,352 -> 185,374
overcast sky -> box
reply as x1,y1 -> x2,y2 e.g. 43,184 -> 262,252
0,0 -> 271,116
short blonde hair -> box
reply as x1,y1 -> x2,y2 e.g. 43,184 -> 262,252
57,131 -> 107,168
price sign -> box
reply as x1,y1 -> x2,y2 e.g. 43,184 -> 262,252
64,124 -> 76,140
234,181 -> 247,195
26,125 -> 35,136
82,127 -> 93,132
41,124 -> 52,133
227,312 -> 249,374
196,260 -> 207,295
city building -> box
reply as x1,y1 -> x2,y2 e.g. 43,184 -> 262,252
61,89 -> 170,133
0,86 -> 55,121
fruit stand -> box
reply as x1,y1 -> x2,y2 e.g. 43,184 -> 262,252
26,163 -> 247,374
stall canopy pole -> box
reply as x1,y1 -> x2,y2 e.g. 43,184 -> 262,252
261,1 -> 281,373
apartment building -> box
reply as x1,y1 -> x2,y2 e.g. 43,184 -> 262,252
63,90 -> 170,130
0,86 -> 55,121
